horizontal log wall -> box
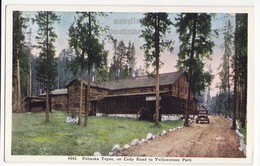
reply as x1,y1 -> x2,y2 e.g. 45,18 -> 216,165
51,94 -> 67,110
67,80 -> 109,114
97,94 -> 194,115
109,85 -> 171,96
22,97 -> 46,112
171,74 -> 194,100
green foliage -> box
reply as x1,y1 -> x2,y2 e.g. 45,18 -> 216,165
68,12 -> 108,79
12,11 -> 29,99
33,12 -> 60,90
13,11 -> 28,63
218,19 -> 233,92
234,14 -> 247,84
140,13 -> 174,72
109,40 -> 136,80
12,112 -> 183,155
93,41 -> 109,83
20,47 -> 30,97
126,41 -> 136,75
68,12 -> 108,126
174,13 -> 214,94
55,49 -> 73,89
232,14 -> 248,129
192,61 -> 213,95
238,121 -> 247,145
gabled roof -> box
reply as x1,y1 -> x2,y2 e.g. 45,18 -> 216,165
65,79 -> 109,89
99,70 -> 185,90
66,70 -> 186,90
39,89 -> 67,96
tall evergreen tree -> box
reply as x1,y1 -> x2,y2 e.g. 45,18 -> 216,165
68,12 -> 108,127
140,13 -> 174,126
109,40 -> 136,79
108,38 -> 119,80
232,14 -> 247,129
126,41 -> 136,77
116,41 -> 127,76
13,11 -> 29,112
56,49 -> 73,89
25,28 -> 33,97
33,11 -> 60,123
174,13 -> 214,127
218,19 -> 233,118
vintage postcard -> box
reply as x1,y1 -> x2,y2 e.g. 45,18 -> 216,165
3,3 -> 254,165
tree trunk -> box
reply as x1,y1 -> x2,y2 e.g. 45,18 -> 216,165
227,55 -> 231,118
224,102 -> 227,118
45,88 -> 50,123
45,12 -> 50,124
13,75 -> 17,112
232,65 -> 238,129
232,15 -> 238,130
242,80 -> 247,128
16,58 -> 21,112
83,64 -> 91,128
239,82 -> 243,122
83,12 -> 92,128
155,13 -> 160,126
78,69 -> 84,125
16,13 -> 21,112
184,13 -> 197,127
28,57 -> 32,97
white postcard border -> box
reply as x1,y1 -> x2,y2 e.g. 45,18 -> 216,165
3,4 -> 255,165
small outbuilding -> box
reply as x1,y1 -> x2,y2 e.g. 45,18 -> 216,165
39,88 -> 68,110
22,96 -> 47,112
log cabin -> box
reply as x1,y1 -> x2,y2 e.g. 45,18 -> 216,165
22,89 -> 68,112
66,70 -> 198,120
22,96 -> 47,112
39,89 -> 68,110
22,70 -> 197,121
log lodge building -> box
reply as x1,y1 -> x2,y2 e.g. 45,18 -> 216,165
22,71 -> 198,120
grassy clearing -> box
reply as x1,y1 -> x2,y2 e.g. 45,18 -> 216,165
12,111 -> 183,156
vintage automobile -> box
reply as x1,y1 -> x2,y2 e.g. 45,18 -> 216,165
196,109 -> 210,124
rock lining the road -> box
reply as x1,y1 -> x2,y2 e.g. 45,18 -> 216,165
236,121 -> 247,156
106,125 -> 184,156
116,116 -> 245,158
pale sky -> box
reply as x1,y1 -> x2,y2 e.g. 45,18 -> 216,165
24,12 -> 236,97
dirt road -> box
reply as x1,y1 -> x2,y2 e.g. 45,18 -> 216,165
118,116 -> 245,158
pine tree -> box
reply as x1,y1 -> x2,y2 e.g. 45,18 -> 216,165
126,41 -> 136,77
140,13 -> 174,126
13,11 -> 29,112
174,13 -> 214,127
68,12 -> 108,127
56,49 -> 73,89
116,41 -> 127,76
218,19 -> 233,118
232,14 -> 247,129
108,38 -> 119,80
109,40 -> 136,79
33,11 -> 60,123
25,28 -> 33,97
